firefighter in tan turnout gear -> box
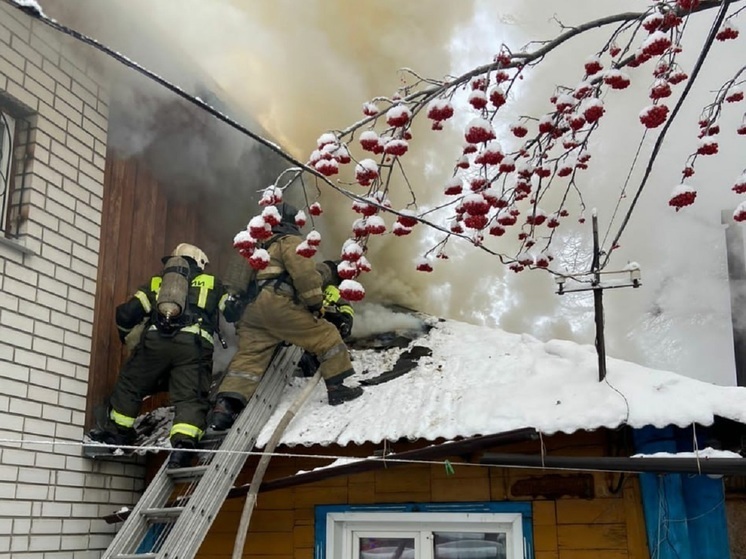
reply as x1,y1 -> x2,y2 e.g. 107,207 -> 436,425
210,203 -> 364,431
89,243 -> 229,468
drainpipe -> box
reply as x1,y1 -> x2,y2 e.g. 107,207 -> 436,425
721,209 -> 746,387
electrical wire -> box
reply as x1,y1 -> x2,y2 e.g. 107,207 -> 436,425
0,435 -> 740,475
601,130 -> 648,250
601,0 -> 733,268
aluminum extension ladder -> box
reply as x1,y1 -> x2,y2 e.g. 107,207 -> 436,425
102,344 -> 304,559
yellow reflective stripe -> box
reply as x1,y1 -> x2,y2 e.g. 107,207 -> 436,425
192,274 -> 214,308
299,286 -> 323,300
170,423 -> 203,440
134,290 -> 152,314
324,285 -> 341,306
218,293 -> 229,312
109,408 -> 136,428
181,324 -> 214,344
150,277 -> 162,293
339,304 -> 354,317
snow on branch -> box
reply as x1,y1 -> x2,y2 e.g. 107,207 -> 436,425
232,0 -> 744,301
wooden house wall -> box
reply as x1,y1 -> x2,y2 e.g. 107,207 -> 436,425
193,431 -> 649,559
85,151 -> 236,428
726,498 -> 746,559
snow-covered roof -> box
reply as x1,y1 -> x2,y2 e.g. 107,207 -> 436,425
256,311 -> 746,448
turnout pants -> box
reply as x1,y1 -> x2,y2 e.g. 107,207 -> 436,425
110,330 -> 213,439
219,289 -> 353,402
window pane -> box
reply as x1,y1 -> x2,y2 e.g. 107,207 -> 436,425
360,537 -> 416,559
433,532 -> 506,559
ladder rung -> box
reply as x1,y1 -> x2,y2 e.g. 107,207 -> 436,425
141,506 -> 185,520
166,464 -> 209,481
101,345 -> 305,559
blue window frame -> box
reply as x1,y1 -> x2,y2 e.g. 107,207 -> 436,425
315,502 -> 534,559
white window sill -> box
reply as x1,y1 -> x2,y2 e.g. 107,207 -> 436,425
0,235 -> 36,255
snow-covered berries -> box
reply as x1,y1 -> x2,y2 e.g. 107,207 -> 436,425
415,258 -> 434,273
732,173 -> 746,194
668,71 -> 688,85
359,130 -> 380,152
308,202 -> 323,216
249,216 -> 272,240
355,159 -> 379,186
444,176 -> 463,196
639,104 -> 669,128
603,70 -> 631,90
584,56 -> 603,76
641,31 -> 673,57
468,90 -> 488,110
726,87 -> 744,103
464,118 -> 496,144
716,21 -> 739,41
676,0 -> 700,11
339,279 -> 365,302
581,98 -> 605,123
696,138 -> 719,156
669,184 -> 697,211
650,80 -> 672,100
427,99 -> 455,122
296,241 -> 317,258
510,123 -> 528,137
735,201 -> 746,223
386,105 -> 412,127
488,86 -> 507,108
249,248 -> 270,270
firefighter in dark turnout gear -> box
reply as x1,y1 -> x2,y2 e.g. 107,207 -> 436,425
89,243 -> 228,468
210,204 -> 363,432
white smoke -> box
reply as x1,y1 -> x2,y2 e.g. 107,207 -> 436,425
45,0 -> 744,384
456,0 -> 744,384
351,304 -> 427,340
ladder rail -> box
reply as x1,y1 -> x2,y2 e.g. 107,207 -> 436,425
102,344 -> 305,559
104,458 -> 180,556
159,350 -> 298,558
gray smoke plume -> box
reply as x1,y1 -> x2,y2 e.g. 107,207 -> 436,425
43,0 -> 744,384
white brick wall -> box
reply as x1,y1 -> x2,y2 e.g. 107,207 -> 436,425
0,5 -> 146,557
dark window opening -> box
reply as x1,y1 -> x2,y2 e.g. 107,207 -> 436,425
0,95 -> 33,240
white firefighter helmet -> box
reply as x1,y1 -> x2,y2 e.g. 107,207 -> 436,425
172,243 -> 209,270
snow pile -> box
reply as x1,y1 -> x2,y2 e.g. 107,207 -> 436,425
256,316 -> 746,448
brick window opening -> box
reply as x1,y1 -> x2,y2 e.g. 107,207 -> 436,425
0,107 -> 16,234
0,98 -> 33,240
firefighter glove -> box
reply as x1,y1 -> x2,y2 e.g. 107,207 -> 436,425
338,313 -> 353,339
223,294 -> 246,323
308,302 -> 324,318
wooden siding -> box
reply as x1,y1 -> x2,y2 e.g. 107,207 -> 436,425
85,151 -> 236,428
191,433 -> 650,559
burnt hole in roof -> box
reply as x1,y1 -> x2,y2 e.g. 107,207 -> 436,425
360,345 -> 433,386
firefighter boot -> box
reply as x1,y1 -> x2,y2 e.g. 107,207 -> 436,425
168,436 -> 197,469
208,395 -> 245,432
325,376 -> 364,406
88,406 -> 136,451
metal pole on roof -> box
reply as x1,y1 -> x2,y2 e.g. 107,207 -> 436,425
591,212 -> 608,382
554,211 -> 642,383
